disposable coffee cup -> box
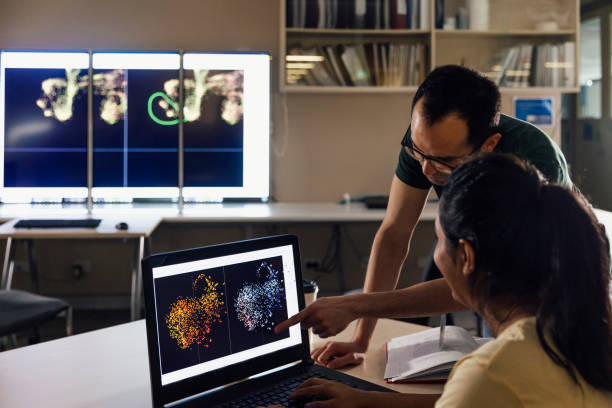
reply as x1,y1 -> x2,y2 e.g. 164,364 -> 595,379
303,279 -> 319,344
303,279 -> 319,307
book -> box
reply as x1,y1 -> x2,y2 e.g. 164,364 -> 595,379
383,0 -> 391,29
323,45 -> 348,85
419,0 -> 429,29
562,41 -> 575,87
354,0 -> 367,28
384,325 -> 483,383
341,45 -> 370,86
550,43 -> 560,87
391,0 -> 407,29
372,43 -> 381,86
304,46 -> 340,85
299,0 -> 307,27
317,0 -> 326,28
435,0 -> 444,29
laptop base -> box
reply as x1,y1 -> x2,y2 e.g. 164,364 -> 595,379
179,361 -> 394,407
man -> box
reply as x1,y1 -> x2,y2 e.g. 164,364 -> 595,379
275,65 -> 571,369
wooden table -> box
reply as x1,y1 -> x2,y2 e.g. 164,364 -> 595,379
311,319 -> 443,394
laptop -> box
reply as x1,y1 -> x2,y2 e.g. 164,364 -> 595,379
142,234 -> 394,407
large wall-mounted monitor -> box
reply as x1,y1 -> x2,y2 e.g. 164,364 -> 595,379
91,52 -> 180,201
0,50 -> 270,203
0,50 -> 89,203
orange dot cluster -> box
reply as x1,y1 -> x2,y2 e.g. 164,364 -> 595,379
165,274 -> 225,350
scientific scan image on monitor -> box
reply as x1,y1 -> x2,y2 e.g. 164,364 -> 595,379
92,52 -> 180,201
0,50 -> 89,202
152,245 -> 300,385
182,53 -> 269,201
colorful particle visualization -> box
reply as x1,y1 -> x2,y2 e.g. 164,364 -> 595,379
234,262 -> 285,332
165,274 -> 225,350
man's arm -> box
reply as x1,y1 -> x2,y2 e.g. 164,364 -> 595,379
275,176 -> 465,367
283,176 -> 431,367
352,175 -> 429,348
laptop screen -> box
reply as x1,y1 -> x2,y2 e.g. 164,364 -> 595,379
151,242 -> 302,386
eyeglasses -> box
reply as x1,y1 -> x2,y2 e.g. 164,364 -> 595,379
401,130 -> 484,173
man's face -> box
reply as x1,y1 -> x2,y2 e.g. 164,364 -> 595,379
409,99 -> 474,186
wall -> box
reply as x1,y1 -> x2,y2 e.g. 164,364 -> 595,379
0,0 -> 411,202
0,0 -> 432,302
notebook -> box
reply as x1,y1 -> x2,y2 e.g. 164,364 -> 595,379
384,326 -> 491,383
142,234 -> 394,407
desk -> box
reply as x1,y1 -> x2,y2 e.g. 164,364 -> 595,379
0,214 -> 160,320
0,201 -> 438,224
0,318 -> 441,407
0,202 -> 439,318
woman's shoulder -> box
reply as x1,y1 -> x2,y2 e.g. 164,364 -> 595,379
443,317 -> 612,407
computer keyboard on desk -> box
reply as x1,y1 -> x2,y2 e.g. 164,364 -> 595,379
14,219 -> 102,228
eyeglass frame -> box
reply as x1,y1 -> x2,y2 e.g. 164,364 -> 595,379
400,126 -> 493,172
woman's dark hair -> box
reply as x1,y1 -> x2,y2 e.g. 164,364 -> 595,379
439,153 -> 612,392
412,65 -> 501,147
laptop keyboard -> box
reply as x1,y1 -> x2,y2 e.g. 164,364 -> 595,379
215,368 -> 353,408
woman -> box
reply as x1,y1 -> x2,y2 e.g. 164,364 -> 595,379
266,154 -> 612,407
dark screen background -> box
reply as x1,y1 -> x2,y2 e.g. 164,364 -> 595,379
93,69 -> 178,187
183,69 -> 243,187
3,68 -> 87,187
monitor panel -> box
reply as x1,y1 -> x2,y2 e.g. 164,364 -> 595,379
91,52 -> 180,201
182,52 -> 270,202
0,50 -> 89,202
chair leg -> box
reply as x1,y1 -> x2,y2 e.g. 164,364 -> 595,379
0,336 -> 7,351
10,334 -> 18,347
65,307 -> 73,336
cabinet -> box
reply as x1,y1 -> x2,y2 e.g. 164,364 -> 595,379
280,0 -> 580,95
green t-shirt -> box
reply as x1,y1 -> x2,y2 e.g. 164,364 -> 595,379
395,114 -> 572,197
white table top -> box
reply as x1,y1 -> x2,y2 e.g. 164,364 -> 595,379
0,318 -> 441,407
0,201 -> 438,224
0,216 -> 161,239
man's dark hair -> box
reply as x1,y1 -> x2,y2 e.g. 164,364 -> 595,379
412,65 -> 501,147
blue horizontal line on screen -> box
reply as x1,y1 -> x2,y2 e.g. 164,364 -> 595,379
4,148 -> 87,152
4,148 -> 244,153
94,148 -> 243,153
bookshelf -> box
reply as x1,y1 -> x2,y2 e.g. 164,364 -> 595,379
280,0 -> 580,94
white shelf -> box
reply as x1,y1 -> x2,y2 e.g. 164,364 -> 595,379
434,29 -> 576,37
281,85 -> 419,93
286,28 -> 431,35
499,86 -> 580,94
281,86 -> 580,94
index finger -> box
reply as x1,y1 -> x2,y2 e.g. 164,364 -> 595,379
274,308 -> 310,334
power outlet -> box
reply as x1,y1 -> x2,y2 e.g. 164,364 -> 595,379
305,259 -> 321,270
71,260 -> 91,280
14,261 -> 28,273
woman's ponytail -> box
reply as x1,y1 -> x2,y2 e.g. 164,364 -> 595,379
535,185 -> 612,391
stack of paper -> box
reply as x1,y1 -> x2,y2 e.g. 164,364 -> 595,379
384,326 -> 482,383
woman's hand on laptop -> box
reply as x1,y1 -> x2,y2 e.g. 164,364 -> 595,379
289,377 -> 373,408
274,295 -> 359,338
311,341 -> 365,369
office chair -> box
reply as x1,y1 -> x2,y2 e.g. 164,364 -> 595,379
0,289 -> 72,350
